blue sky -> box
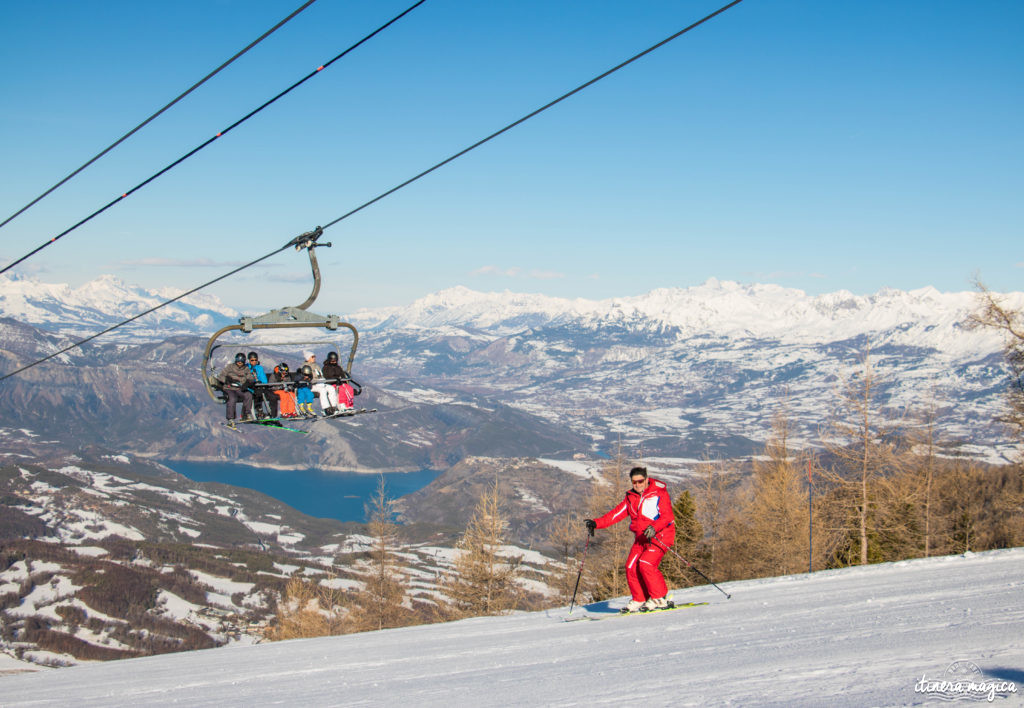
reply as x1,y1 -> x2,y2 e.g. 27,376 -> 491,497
1,0 -> 1021,313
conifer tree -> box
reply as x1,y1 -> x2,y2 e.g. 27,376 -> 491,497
344,477 -> 414,633
662,490 -> 703,589
439,480 -> 522,619
691,458 -> 733,578
822,345 -> 902,566
581,452 -> 634,602
265,575 -> 346,640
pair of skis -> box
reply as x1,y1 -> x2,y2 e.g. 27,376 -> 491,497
222,408 -> 377,433
222,418 -> 308,434
563,598 -> 709,622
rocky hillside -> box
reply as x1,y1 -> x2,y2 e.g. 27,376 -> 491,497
0,322 -> 589,472
0,432 -> 569,669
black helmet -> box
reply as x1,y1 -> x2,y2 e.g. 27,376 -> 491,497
247,351 -> 259,361
300,365 -> 313,376
326,351 -> 338,362
234,352 -> 246,363
278,362 -> 290,372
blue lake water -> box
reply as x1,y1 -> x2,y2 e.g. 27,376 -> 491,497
164,461 -> 441,523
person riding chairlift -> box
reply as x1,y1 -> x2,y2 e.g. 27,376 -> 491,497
219,352 -> 255,427
319,351 -> 348,415
247,351 -> 278,420
270,362 -> 298,418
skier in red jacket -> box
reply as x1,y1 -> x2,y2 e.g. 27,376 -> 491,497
585,466 -> 676,613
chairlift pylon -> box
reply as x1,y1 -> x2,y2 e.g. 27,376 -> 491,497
200,227 -> 360,402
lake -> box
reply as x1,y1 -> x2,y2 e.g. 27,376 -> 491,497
164,461 -> 441,523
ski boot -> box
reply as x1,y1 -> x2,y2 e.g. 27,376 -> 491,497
620,599 -> 645,614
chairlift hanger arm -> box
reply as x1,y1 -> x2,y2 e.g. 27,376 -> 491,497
282,226 -> 332,312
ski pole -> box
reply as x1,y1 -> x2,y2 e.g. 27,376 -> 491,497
567,532 -> 592,615
651,536 -> 731,599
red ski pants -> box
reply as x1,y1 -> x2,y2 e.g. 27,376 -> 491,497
625,540 -> 668,602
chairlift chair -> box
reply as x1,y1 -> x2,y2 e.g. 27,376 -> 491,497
200,227 -> 361,404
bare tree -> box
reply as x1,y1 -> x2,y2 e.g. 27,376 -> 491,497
900,396 -> 956,557
968,280 -> 1024,449
822,345 -> 904,565
544,510 -> 585,606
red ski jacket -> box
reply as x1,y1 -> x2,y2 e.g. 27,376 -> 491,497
594,477 -> 675,544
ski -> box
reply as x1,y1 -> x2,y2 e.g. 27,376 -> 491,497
229,419 -> 310,434
323,407 -> 377,419
562,601 -> 708,622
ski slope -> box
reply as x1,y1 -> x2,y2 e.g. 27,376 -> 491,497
4,549 -> 1024,706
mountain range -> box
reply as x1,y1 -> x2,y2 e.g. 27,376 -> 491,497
0,274 -> 237,339
1,274 -> 1021,466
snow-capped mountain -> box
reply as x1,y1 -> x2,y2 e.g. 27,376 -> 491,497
0,273 -> 239,337
349,280 -> 1023,461
355,279 -> 1016,354
2,275 -> 1020,464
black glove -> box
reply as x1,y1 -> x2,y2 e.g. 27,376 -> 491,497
643,525 -> 656,540
584,519 -> 596,536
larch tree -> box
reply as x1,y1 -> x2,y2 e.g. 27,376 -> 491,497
544,509 -> 585,606
822,345 -> 903,566
690,457 -> 735,578
439,479 -> 522,619
580,452 -> 634,602
344,477 -> 414,633
726,408 -> 813,578
265,575 -> 347,641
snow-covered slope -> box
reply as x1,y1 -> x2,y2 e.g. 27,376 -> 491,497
4,549 -> 1023,706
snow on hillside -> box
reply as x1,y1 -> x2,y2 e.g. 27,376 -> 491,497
4,549 -> 1023,706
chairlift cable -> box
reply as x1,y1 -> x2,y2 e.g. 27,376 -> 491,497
0,0 -> 428,276
0,0 -> 319,234
0,0 -> 744,382
0,243 -> 293,382
323,0 -> 745,230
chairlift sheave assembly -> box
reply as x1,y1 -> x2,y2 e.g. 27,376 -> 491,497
201,227 -> 373,422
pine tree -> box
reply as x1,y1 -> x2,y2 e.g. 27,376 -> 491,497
662,490 -> 703,589
732,408 -> 813,577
